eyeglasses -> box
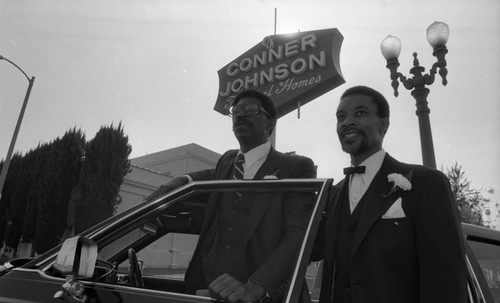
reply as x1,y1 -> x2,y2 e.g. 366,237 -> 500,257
228,103 -> 271,117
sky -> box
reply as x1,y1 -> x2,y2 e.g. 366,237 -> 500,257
1,0 -> 499,220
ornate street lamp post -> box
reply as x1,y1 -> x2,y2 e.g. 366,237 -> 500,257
380,21 -> 449,169
0,55 -> 35,200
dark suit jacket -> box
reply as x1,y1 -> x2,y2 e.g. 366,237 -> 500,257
185,147 -> 316,302
314,154 -> 467,303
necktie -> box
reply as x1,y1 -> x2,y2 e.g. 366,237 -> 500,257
233,153 -> 245,180
343,166 -> 366,175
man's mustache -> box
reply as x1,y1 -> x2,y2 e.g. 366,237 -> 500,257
340,127 -> 363,138
233,119 -> 252,128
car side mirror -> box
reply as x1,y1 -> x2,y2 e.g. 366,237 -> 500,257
54,236 -> 98,279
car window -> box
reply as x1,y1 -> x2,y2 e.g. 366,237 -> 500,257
132,232 -> 199,279
467,238 -> 500,303
97,191 -> 209,275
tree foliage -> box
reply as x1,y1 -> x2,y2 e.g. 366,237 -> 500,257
0,124 -> 131,255
1,153 -> 24,248
446,162 -> 496,228
22,143 -> 49,243
72,122 -> 131,234
5,152 -> 34,248
32,128 -> 85,254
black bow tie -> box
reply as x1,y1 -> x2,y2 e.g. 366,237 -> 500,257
343,166 -> 366,175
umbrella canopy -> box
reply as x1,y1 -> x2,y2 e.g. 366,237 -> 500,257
215,28 -> 345,118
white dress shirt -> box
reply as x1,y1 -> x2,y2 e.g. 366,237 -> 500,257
185,141 -> 272,183
349,149 -> 386,213
237,141 -> 271,179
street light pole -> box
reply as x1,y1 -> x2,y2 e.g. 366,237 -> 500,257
412,86 -> 435,168
0,55 -> 35,200
380,21 -> 449,169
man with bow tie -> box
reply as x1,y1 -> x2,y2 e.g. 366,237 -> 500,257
147,89 -> 316,303
313,86 -> 467,303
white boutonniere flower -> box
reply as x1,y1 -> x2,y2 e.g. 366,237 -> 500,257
382,171 -> 413,197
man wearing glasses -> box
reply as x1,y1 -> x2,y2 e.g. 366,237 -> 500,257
147,89 -> 316,303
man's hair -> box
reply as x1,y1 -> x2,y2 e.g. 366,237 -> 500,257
340,86 -> 390,118
232,89 -> 278,120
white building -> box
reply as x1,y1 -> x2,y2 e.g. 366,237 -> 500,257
116,143 -> 221,270
118,142 -> 220,213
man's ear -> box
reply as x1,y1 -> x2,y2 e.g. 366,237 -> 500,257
381,117 -> 390,136
267,118 -> 277,135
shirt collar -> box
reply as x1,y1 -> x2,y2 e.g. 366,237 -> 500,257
352,149 -> 386,183
239,141 -> 271,167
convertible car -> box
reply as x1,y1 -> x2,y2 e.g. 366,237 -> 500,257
0,179 -> 498,303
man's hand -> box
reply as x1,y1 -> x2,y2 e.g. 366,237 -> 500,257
145,176 -> 189,202
206,274 -> 267,303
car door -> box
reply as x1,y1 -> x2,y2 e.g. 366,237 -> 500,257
463,224 -> 500,303
0,179 -> 332,303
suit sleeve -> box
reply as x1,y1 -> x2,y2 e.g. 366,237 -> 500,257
414,169 -> 468,303
249,156 -> 317,300
188,150 -> 236,181
148,150 -> 228,202
188,168 -> 216,181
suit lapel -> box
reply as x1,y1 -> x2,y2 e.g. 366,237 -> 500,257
216,150 -> 238,180
350,154 -> 407,260
201,151 -> 237,235
325,177 -> 349,258
245,148 -> 281,242
253,148 -> 280,180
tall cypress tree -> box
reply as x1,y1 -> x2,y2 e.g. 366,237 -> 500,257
0,160 -> 6,247
1,153 -> 23,249
32,129 -> 85,254
5,151 -> 35,248
1,124 -> 130,255
73,123 -> 131,234
22,143 -> 50,244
